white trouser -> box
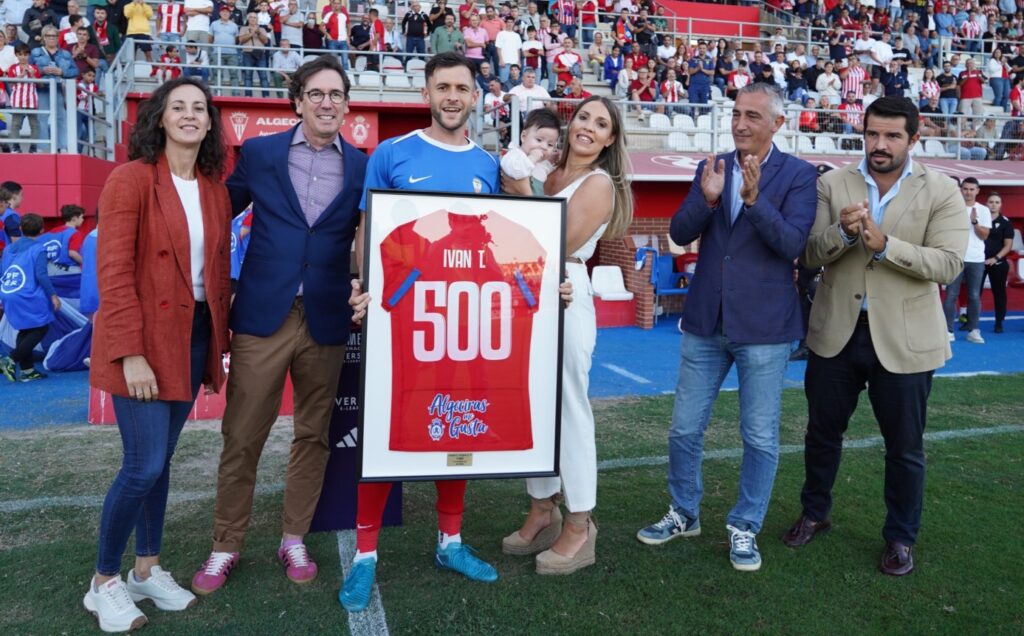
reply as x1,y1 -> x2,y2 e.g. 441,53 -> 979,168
527,262 -> 597,512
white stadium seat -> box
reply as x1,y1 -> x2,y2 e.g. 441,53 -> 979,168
815,136 -> 837,154
673,114 -> 695,130
694,132 -> 712,152
384,74 -> 412,88
382,56 -> 405,73
797,135 -> 815,153
695,114 -> 711,130
648,113 -> 672,129
773,134 -> 791,152
666,132 -> 689,151
357,71 -> 381,87
591,266 -> 635,301
407,58 -> 427,74
411,75 -> 426,88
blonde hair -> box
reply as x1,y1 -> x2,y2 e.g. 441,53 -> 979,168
557,96 -> 634,238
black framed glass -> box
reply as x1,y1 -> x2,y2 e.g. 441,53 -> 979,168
304,89 -> 346,104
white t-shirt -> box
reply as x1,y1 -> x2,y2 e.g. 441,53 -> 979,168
495,30 -> 522,67
963,202 -> 992,263
171,174 -> 207,301
507,83 -> 550,114
184,0 -> 213,33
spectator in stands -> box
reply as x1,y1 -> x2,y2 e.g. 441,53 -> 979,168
786,59 -> 808,102
585,30 -> 607,81
183,0 -> 213,44
713,49 -> 734,94
156,0 -> 185,53
982,192 -> 1014,334
122,0 -> 153,62
5,44 -> 39,153
603,42 -> 622,91
937,60 -> 958,116
462,12 -> 487,70
0,29 -> 16,71
975,116 -> 1000,158
348,12 -> 375,70
725,60 -> 751,102
279,1 -> 303,52
987,47 -> 1011,112
944,176 -> 991,343
428,0 -> 454,33
828,25 -> 849,65
494,15 -> 521,83
540,17 -> 564,91
85,77 -> 230,632
552,35 -> 581,87
816,59 -> 841,100
480,5 -> 502,70
0,213 -> 59,382
839,90 -> 864,135
919,96 -> 945,137
785,95 -> 967,579
687,41 -> 714,107
87,6 -> 120,64
504,66 -> 551,119
770,50 -> 788,88
430,12 -> 463,55
401,1 -> 428,59
958,57 -> 986,117
475,60 -> 499,92
482,76 -> 509,132
71,24 -> 101,76
614,54 -> 634,98
181,40 -> 208,84
48,202 -> 85,268
302,13 -> 322,51
22,0 -> 59,47
239,11 -> 270,97
518,1 -> 540,33
152,44 -> 182,84
2,0 -> 33,38
30,25 -> 78,152
193,55 -> 364,599
271,38 -> 301,88
841,55 -> 866,101
948,117 -> 987,160
880,60 -> 908,96
0,181 -> 24,250
798,96 -> 818,133
612,8 -> 634,54
659,67 -> 684,115
629,66 -> 658,118
76,66 -> 98,149
918,67 -> 939,108
637,81 -> 816,573
210,6 -> 239,94
320,0 -> 349,69
58,13 -> 84,49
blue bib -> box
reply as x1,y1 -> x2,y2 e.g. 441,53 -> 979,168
79,228 -> 99,314
0,208 -> 19,249
44,226 -> 78,267
230,209 -> 251,280
1,240 -> 53,329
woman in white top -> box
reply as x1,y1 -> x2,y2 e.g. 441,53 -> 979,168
987,47 -> 1011,112
918,67 -> 940,108
501,95 -> 634,575
815,60 -> 842,99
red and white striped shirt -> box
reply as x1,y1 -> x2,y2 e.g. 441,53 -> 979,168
660,79 -> 683,103
6,64 -> 40,109
842,64 -> 866,100
158,2 -> 185,35
840,101 -> 863,127
961,19 -> 981,40
77,80 -> 98,112
323,9 -> 349,42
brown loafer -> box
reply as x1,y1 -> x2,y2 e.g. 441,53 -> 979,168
781,515 -> 832,548
880,541 -> 914,576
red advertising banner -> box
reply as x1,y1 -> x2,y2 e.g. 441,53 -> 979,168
218,104 -> 379,149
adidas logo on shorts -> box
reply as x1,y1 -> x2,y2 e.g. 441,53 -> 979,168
336,428 -> 359,448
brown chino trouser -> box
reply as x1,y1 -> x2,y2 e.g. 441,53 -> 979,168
212,298 -> 346,552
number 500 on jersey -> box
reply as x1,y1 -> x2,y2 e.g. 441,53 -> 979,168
359,190 -> 567,482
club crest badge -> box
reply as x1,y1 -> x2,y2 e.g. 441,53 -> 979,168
229,112 -> 249,142
472,177 -> 483,193
428,418 -> 445,442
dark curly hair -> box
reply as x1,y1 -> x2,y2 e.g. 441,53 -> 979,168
127,77 -> 227,179
288,54 -> 351,113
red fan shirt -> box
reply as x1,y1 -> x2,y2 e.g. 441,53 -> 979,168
379,209 -> 545,452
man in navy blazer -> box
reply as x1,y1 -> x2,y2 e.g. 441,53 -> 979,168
194,55 -> 369,596
636,83 -> 816,572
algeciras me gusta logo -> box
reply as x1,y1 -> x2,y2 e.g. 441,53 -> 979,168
427,393 -> 490,441
1,265 -> 27,294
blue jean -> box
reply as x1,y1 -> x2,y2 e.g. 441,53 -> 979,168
667,329 -> 790,533
939,97 -> 958,116
326,40 -> 349,70
406,36 -> 425,57
183,66 -> 210,83
95,304 -> 211,575
689,83 -> 711,104
242,51 -> 269,97
943,261 -> 985,332
37,89 -> 68,152
990,77 -> 1010,111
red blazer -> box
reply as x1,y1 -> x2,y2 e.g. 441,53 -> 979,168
90,155 -> 232,402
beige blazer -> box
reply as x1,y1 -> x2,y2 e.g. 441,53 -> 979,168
802,161 -> 968,374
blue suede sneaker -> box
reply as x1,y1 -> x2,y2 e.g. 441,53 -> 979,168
727,523 -> 761,572
636,506 -> 701,545
434,543 -> 498,583
339,558 -> 377,613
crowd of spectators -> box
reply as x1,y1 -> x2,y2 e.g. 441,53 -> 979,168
4,0 -> 1024,157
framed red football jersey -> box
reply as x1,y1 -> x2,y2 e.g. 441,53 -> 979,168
359,191 -> 566,482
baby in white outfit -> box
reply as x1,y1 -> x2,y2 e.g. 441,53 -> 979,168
500,109 -> 562,194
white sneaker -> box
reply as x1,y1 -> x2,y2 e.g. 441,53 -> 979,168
83,576 -> 148,633
948,332 -> 955,342
127,566 -> 198,611
966,329 -> 985,344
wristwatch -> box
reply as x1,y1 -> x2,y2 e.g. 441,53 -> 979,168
972,219 -> 979,225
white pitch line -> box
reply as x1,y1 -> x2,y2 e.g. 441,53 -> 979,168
336,530 -> 390,636
595,424 -> 1024,471
601,363 -> 652,384
0,481 -> 285,514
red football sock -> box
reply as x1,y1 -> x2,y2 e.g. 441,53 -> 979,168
355,482 -> 393,553
435,480 -> 467,536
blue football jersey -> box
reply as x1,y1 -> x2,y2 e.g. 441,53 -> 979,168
359,129 -> 500,210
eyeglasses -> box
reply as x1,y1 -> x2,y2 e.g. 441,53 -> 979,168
304,89 -> 346,104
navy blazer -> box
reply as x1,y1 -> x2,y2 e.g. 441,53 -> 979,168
670,145 -> 817,344
227,126 -> 368,346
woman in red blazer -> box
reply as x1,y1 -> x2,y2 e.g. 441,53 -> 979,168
85,77 -> 231,633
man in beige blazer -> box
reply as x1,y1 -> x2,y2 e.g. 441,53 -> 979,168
780,96 -> 968,577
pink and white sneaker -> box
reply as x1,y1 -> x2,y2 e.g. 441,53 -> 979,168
190,551 -> 239,596
278,541 -> 318,584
